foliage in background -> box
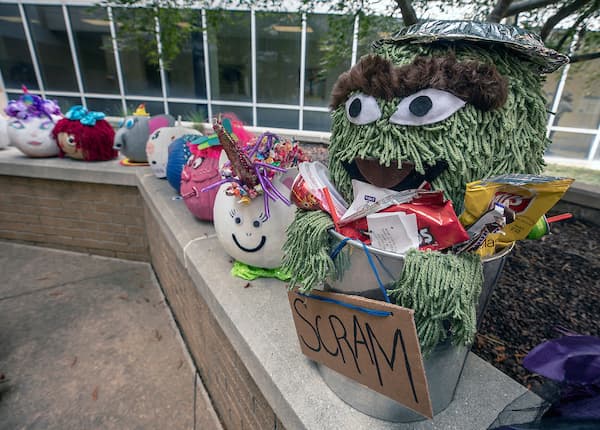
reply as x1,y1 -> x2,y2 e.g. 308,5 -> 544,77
103,0 -> 599,74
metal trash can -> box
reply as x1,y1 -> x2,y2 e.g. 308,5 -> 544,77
318,230 -> 512,422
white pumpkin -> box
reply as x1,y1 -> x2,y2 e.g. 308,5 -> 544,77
146,126 -> 201,178
8,115 -> 61,157
0,116 -> 9,149
213,168 -> 298,269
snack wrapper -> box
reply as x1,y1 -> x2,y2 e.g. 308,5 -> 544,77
459,174 -> 574,256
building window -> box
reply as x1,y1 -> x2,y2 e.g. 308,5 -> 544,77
68,6 -> 119,95
0,4 -> 37,90
24,4 -> 77,92
112,7 -> 162,97
206,11 -> 252,102
255,12 -> 302,105
304,14 -> 352,108
164,10 -> 206,99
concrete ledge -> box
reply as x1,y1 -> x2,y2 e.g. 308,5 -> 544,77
0,147 -> 138,186
0,148 -> 540,429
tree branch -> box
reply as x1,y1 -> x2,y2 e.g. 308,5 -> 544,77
395,0 -> 418,26
504,0 -> 561,16
540,0 -> 593,41
569,51 -> 600,62
488,0 -> 514,22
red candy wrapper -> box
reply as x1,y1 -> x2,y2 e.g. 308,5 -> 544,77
340,191 -> 469,251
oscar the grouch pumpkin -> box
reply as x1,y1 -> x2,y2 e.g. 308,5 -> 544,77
283,21 -> 568,354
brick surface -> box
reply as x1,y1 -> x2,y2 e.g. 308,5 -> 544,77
145,207 -> 283,430
0,176 -> 149,261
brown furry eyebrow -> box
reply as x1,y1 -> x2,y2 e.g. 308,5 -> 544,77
330,54 -> 508,111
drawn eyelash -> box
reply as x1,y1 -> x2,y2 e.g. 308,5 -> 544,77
258,212 -> 268,223
229,209 -> 239,218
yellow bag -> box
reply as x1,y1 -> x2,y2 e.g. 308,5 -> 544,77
459,174 -> 574,257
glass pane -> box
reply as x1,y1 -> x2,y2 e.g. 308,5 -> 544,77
211,104 -> 253,126
206,11 -> 251,102
542,69 -> 562,110
24,4 -> 77,92
86,97 -> 124,117
164,10 -> 205,99
303,110 -> 332,132
0,4 -> 37,90
113,8 -> 162,97
257,108 -> 298,129
358,15 -> 403,59
53,95 -> 83,113
68,6 -> 118,94
168,103 -> 208,123
555,58 -> 600,130
547,131 -> 594,159
256,12 -> 301,105
305,14 -> 352,108
125,100 -> 164,116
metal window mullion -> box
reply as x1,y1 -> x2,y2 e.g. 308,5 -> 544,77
154,12 -> 169,114
107,6 -> 127,115
201,9 -> 212,120
586,123 -> 600,160
62,4 -> 86,107
251,8 -> 257,126
298,13 -> 307,130
18,2 -> 45,96
546,34 -> 578,138
351,13 -> 359,65
0,66 -> 6,107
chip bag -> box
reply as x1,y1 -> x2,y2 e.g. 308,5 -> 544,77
459,174 -> 574,257
341,190 -> 469,251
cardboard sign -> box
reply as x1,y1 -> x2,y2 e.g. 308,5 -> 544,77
288,288 -> 432,419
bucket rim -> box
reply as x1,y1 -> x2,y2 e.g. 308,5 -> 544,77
328,229 -> 514,262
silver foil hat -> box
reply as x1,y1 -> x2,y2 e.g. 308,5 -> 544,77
372,20 -> 569,74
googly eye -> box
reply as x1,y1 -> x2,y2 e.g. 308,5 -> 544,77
345,93 -> 381,125
125,118 -> 136,129
9,120 -> 24,130
192,157 -> 203,169
66,134 -> 76,146
390,88 -> 466,126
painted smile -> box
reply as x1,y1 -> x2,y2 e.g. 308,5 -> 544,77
232,234 -> 267,253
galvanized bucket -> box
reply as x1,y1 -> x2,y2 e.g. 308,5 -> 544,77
318,230 -> 512,422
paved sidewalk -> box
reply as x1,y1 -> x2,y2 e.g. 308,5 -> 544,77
0,241 -> 218,430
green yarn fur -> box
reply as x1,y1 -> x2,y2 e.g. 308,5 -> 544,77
329,43 -> 549,213
387,249 -> 483,355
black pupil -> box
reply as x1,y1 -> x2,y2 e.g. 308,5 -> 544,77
235,217 -> 241,224
348,98 -> 362,118
253,220 -> 260,228
409,96 -> 433,117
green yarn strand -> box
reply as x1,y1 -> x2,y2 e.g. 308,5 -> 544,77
282,210 -> 335,293
387,250 -> 484,356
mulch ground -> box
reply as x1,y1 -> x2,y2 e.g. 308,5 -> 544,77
472,212 -> 600,391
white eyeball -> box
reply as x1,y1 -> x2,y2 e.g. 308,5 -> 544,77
390,88 -> 465,126
345,93 -> 381,125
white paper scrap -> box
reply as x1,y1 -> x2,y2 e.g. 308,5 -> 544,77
367,212 -> 420,254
